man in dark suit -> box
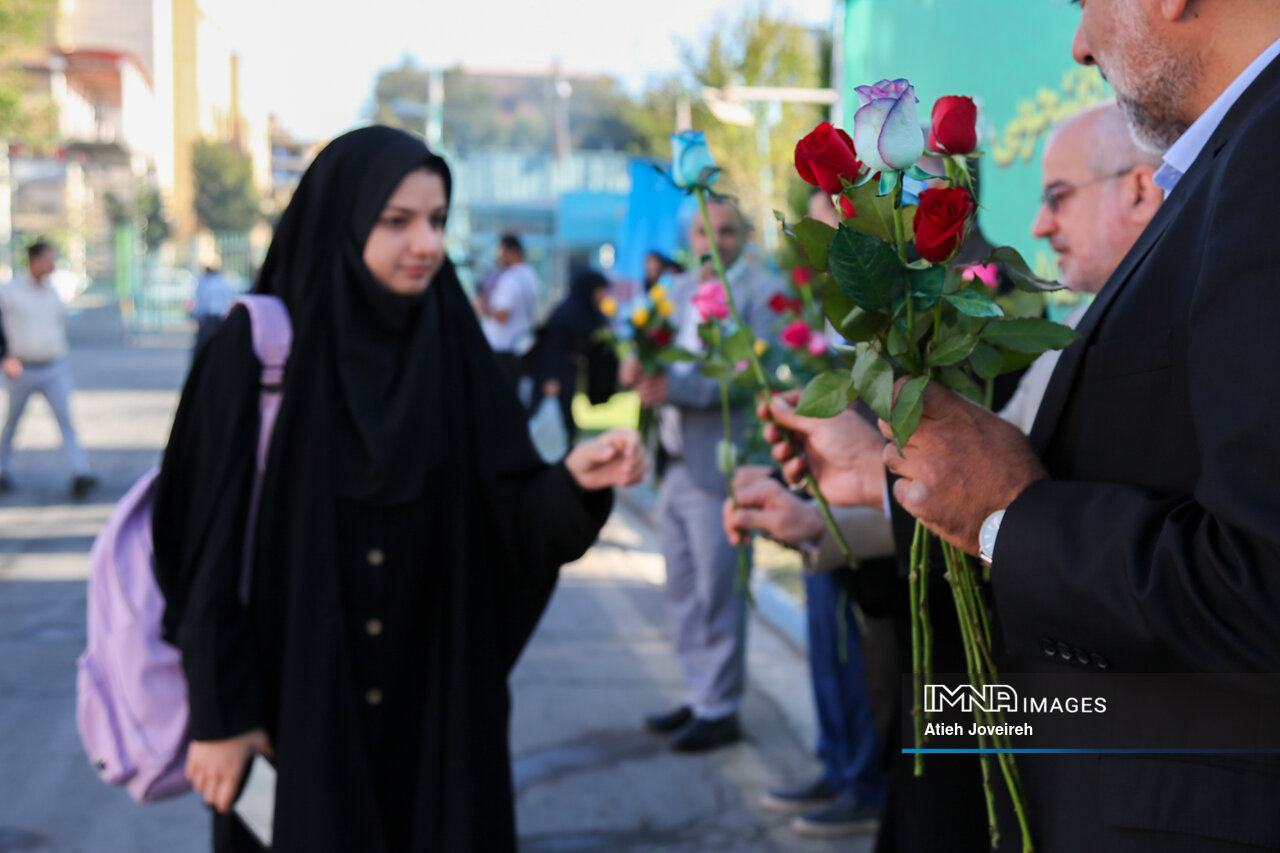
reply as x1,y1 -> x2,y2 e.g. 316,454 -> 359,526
766,1 -> 1280,849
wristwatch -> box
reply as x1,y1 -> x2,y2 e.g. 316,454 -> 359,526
978,509 -> 1006,566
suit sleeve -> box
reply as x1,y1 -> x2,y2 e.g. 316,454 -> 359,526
152,306 -> 267,739
992,119 -> 1280,673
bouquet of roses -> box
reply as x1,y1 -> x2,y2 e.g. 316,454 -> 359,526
779,81 -> 1080,853
597,285 -> 680,440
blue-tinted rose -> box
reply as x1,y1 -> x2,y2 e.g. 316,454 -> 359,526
852,78 -> 925,174
670,131 -> 720,189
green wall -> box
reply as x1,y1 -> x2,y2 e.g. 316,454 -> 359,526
842,0 -> 1108,278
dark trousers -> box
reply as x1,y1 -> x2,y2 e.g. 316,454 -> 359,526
806,570 -> 886,806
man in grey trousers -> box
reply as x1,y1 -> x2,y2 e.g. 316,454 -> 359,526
623,197 -> 784,751
0,241 -> 97,498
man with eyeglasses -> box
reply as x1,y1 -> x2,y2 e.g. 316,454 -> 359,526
999,101 -> 1164,433
767,0 -> 1280,849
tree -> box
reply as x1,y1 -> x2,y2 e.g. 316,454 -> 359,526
192,139 -> 260,233
0,0 -> 57,141
105,185 -> 171,251
674,5 -> 829,248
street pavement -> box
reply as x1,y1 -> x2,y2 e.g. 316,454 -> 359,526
0,330 -> 874,852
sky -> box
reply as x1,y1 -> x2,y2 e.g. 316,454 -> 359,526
212,0 -> 838,142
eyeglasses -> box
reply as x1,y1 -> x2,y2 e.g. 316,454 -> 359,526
1039,167 -> 1138,214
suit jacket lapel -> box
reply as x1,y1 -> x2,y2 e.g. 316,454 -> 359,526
1026,191 -> 1184,454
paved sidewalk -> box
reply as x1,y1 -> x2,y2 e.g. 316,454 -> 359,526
0,337 -> 874,852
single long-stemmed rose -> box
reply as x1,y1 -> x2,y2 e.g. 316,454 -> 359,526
664,130 -> 859,574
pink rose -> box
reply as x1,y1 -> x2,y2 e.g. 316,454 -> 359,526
781,320 -> 812,350
807,331 -> 829,357
692,281 -> 730,322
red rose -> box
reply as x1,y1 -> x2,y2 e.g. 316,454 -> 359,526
788,298 -> 804,313
839,196 -> 856,220
780,319 -> 812,350
768,292 -> 791,314
792,266 -> 814,287
913,187 -> 975,263
649,326 -> 673,347
795,122 -> 861,194
928,96 -> 978,155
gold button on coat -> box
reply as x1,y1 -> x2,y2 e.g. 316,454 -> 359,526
365,618 -> 384,637
366,548 -> 385,566
365,688 -> 383,706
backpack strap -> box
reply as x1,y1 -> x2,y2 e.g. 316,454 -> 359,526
230,294 -> 293,603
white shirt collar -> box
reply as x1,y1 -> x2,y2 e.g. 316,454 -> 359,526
1154,36 -> 1280,195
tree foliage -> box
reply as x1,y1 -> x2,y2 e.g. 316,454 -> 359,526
105,185 -> 172,251
676,6 -> 829,245
192,139 -> 260,233
0,0 -> 57,140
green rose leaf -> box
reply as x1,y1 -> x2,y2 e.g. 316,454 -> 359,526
773,209 -> 795,238
840,182 -> 915,244
795,370 -> 856,418
851,345 -> 894,422
841,307 -> 889,342
926,332 -> 980,368
828,225 -> 904,313
722,326 -> 754,364
989,245 -> 1063,293
824,275 -> 856,331
981,317 -> 1080,353
943,288 -> 1004,318
716,439 -> 739,478
999,347 -> 1041,373
968,342 -> 1003,379
793,217 -> 837,273
700,362 -> 727,379
937,365 -> 979,402
658,347 -> 700,364
890,375 -> 930,451
909,266 -> 946,310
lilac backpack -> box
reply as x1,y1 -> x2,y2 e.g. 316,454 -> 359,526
76,295 -> 292,803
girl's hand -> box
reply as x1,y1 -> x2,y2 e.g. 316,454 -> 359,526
565,429 -> 648,490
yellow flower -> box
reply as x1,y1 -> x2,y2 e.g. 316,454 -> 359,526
631,307 -> 651,327
599,297 -> 618,317
656,299 -> 675,318
753,339 -> 767,357
649,284 -> 668,302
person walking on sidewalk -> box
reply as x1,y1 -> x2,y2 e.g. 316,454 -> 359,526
0,241 -> 97,497
152,126 -> 646,853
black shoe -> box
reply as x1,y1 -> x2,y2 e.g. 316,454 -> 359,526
671,714 -> 742,752
759,775 -> 839,815
790,791 -> 880,838
71,474 -> 99,499
0,475 -> 12,494
644,705 -> 692,734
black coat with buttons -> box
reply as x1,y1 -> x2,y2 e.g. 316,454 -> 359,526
155,307 -> 612,852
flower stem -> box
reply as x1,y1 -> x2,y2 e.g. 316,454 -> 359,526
694,187 -> 858,568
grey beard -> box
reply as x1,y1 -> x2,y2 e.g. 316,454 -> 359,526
1117,94 -> 1187,155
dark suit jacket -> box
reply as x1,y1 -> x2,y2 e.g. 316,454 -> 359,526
989,55 -> 1280,851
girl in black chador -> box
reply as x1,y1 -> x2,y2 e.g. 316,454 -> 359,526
153,126 -> 646,852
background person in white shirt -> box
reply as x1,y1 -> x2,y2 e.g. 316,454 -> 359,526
477,233 -> 540,388
0,241 -> 97,497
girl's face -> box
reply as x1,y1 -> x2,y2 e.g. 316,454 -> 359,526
363,168 -> 448,295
